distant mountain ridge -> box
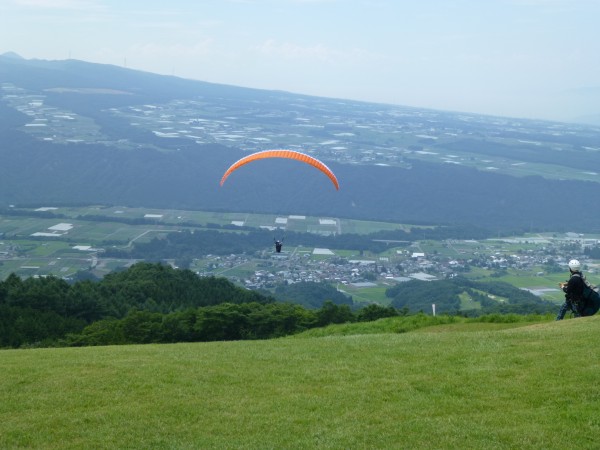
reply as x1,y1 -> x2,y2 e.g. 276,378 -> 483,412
1,54 -> 600,233
0,51 -> 24,60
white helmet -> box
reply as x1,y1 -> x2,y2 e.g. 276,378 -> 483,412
568,259 -> 581,271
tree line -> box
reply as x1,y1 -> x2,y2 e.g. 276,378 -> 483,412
386,276 -> 557,315
103,225 -> 496,263
67,301 -> 398,347
0,262 -> 401,349
0,261 -> 558,349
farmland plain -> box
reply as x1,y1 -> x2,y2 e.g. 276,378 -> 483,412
1,205 -> 598,308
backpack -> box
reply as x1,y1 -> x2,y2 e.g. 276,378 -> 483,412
572,273 -> 600,317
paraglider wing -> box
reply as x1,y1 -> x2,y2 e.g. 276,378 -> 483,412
219,149 -> 339,190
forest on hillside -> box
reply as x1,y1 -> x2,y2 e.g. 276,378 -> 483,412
4,128 -> 600,232
386,277 -> 556,315
2,96 -> 600,233
0,263 -> 387,348
0,263 -> 556,349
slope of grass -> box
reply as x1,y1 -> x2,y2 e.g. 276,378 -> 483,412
292,313 -> 553,338
1,316 -> 599,449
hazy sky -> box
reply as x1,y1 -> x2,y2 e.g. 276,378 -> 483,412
1,0 -> 599,122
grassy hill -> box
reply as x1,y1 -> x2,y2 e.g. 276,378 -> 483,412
2,315 -> 598,449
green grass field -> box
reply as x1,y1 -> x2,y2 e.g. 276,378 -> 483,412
339,284 -> 391,305
2,315 -> 599,449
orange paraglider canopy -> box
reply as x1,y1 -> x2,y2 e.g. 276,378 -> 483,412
220,149 -> 339,190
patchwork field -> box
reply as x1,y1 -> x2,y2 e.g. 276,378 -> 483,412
0,206 -> 598,308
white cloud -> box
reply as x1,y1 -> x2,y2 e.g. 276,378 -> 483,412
252,39 -> 378,65
13,0 -> 102,9
254,40 -> 335,62
129,40 -> 215,59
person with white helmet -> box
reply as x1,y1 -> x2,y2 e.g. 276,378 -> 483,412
556,259 -> 586,320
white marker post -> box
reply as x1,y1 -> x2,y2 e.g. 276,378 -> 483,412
432,303 -> 436,316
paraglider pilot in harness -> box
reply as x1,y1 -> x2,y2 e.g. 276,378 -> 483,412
274,238 -> 283,253
556,259 -> 585,320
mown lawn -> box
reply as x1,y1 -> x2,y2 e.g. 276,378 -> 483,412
1,315 -> 599,449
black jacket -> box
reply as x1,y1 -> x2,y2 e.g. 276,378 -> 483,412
565,271 -> 585,301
